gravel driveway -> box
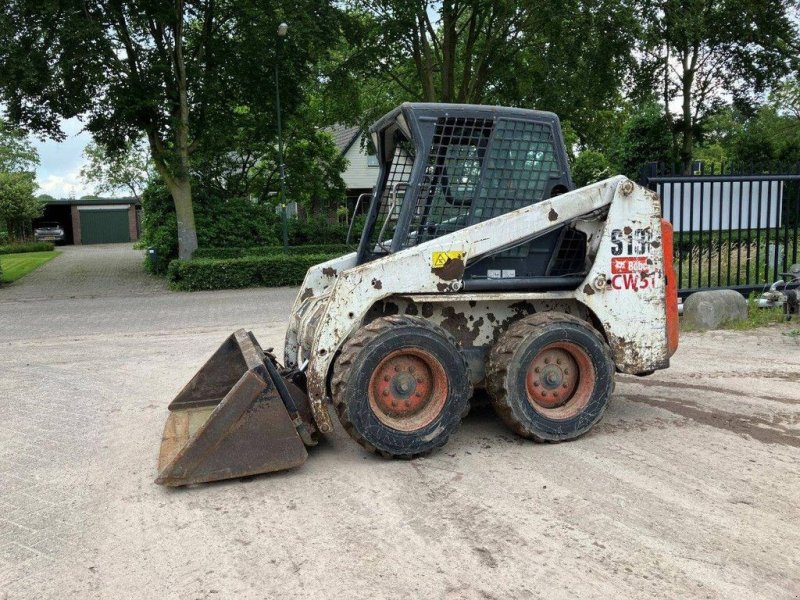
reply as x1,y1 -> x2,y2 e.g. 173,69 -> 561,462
1,244 -> 798,599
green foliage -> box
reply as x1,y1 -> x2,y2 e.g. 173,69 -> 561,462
140,180 -> 280,273
0,0 -> 345,259
0,241 -> 54,254
723,293 -> 786,330
167,253 -> 339,291
0,171 -> 41,239
0,119 -> 38,172
193,244 -> 352,260
637,0 -> 797,163
571,150 -> 613,186
81,139 -> 150,200
610,103 -> 674,178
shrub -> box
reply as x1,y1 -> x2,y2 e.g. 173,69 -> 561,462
571,150 -> 613,187
167,253 -> 339,291
0,241 -> 55,254
283,216 -> 350,246
141,180 -> 281,274
192,244 -> 353,260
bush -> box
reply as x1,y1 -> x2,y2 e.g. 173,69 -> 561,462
0,241 -> 55,254
141,180 -> 281,274
283,217 -> 350,246
192,244 -> 353,260
571,150 -> 613,187
167,253 -> 340,291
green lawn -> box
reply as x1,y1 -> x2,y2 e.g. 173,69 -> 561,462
0,251 -> 60,283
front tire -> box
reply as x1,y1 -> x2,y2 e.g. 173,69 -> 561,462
487,312 -> 614,442
331,315 -> 471,458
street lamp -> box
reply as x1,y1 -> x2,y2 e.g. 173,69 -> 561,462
275,22 -> 289,251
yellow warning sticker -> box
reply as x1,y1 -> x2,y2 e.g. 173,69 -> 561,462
431,250 -> 464,269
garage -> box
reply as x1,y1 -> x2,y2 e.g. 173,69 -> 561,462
79,207 -> 132,244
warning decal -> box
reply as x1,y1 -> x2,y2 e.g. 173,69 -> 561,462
431,251 -> 464,269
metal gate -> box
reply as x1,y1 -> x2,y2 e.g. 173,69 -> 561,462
641,163 -> 800,296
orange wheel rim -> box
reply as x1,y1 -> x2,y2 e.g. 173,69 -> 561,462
368,348 -> 448,432
525,341 -> 595,419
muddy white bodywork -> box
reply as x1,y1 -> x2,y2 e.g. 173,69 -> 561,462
285,176 -> 670,433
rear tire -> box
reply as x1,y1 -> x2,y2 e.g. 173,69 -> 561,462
487,312 -> 614,442
331,315 -> 471,458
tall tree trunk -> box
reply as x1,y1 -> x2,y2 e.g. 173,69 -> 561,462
680,69 -> 695,166
170,0 -> 199,259
170,176 -> 198,259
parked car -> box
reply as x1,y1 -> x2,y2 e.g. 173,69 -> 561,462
33,222 -> 65,243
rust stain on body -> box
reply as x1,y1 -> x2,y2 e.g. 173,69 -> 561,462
371,278 -> 383,290
322,267 -> 337,277
548,208 -> 559,222
431,257 -> 465,281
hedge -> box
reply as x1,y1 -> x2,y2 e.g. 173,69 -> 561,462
0,241 -> 55,255
167,253 -> 340,291
192,244 -> 353,260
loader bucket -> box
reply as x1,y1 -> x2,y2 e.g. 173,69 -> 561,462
156,329 -> 310,487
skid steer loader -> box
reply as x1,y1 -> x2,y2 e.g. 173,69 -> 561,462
156,103 -> 679,486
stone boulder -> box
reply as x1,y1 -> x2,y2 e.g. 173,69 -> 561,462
682,289 -> 748,330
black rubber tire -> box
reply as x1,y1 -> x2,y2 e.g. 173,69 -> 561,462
331,315 -> 471,458
487,312 -> 614,442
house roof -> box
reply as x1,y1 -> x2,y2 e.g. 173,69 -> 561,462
324,124 -> 362,155
40,196 -> 140,207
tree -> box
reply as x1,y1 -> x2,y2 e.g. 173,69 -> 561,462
637,0 -> 798,164
282,128 -> 348,221
0,171 -> 40,239
610,103 -> 674,177
318,1 -> 637,152
0,0 -> 342,258
81,139 -> 150,201
571,150 -> 613,187
0,119 -> 38,173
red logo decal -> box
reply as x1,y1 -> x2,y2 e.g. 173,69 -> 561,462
611,256 -> 649,274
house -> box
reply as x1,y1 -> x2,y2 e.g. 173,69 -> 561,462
33,197 -> 141,245
327,125 -> 379,211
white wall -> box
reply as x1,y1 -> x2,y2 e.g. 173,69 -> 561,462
342,142 -> 379,190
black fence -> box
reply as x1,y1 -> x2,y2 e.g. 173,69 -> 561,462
640,162 -> 800,297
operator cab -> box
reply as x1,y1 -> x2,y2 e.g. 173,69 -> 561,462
356,103 -> 586,287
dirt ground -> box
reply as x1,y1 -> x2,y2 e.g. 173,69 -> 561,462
1,246 -> 799,599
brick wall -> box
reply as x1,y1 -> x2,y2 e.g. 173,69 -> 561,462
71,205 -> 81,245
127,205 -> 139,241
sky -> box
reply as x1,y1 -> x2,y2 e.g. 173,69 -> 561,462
32,117 -> 94,199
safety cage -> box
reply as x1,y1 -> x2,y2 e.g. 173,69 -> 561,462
357,103 -> 584,284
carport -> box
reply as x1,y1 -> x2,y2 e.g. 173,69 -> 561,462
33,197 -> 141,245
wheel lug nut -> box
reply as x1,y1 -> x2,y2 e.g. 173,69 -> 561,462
384,375 -> 390,382
382,390 -> 389,396
563,369 -> 569,375
533,381 -> 539,387
544,358 -> 550,364
562,383 -> 568,388
416,378 -> 423,384
409,366 -> 415,373
394,366 -> 400,372
534,367 -> 540,373
556,359 -> 562,365
391,400 -> 397,407
415,392 -> 422,397
405,400 -> 412,408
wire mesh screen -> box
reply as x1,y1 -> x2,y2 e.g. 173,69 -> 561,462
403,117 -> 561,248
472,119 -> 561,222
370,131 -> 416,250
548,228 -> 587,275
405,117 -> 494,246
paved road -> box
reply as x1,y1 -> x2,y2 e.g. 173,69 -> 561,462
1,245 -> 798,599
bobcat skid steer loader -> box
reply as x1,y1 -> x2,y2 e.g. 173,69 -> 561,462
156,103 -> 679,486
